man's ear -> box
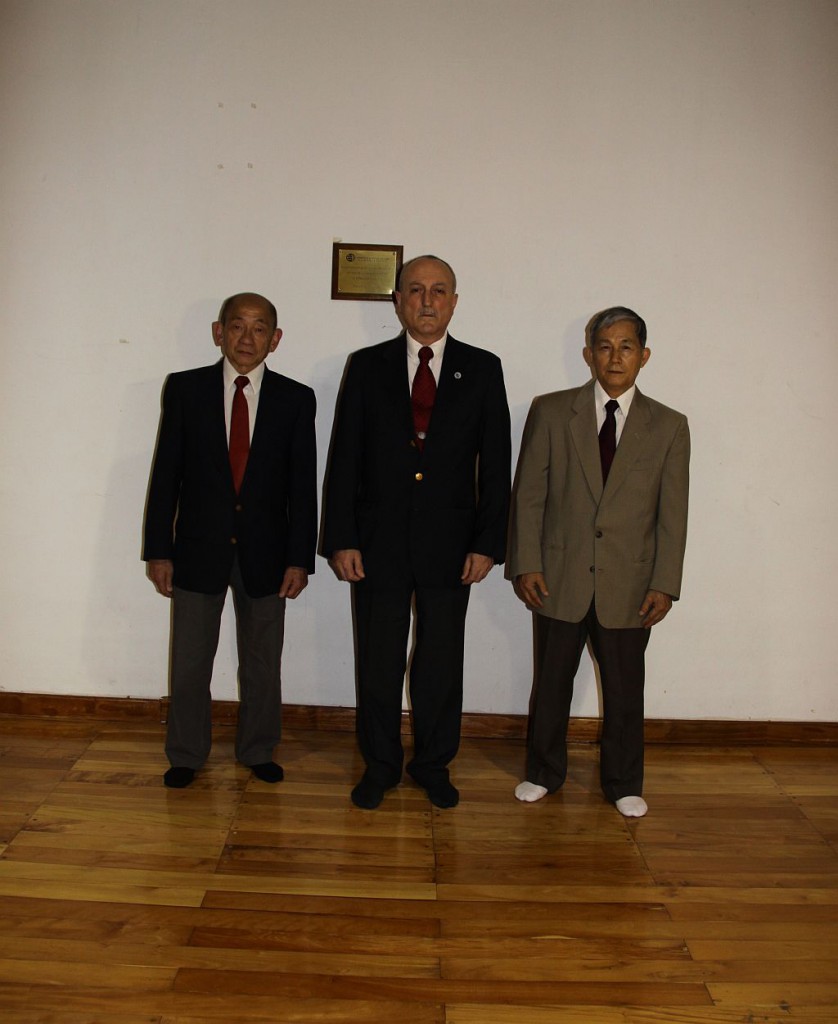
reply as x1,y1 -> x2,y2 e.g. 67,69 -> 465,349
582,345 -> 593,368
212,321 -> 223,347
641,346 -> 651,367
270,329 -> 283,353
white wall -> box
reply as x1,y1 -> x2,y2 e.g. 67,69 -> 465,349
1,0 -> 836,721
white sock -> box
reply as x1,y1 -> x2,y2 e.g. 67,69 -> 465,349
515,781 -> 548,803
615,796 -> 648,818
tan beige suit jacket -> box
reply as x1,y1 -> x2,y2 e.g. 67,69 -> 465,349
506,379 -> 689,628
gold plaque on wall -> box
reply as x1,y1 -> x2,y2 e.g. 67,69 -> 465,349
331,243 -> 403,301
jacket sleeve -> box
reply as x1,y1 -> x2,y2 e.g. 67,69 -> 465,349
470,354 -> 512,564
320,354 -> 364,557
505,395 -> 550,579
649,414 -> 690,599
142,374 -> 183,561
284,385 -> 318,573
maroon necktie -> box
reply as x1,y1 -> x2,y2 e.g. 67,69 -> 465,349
411,346 -> 436,450
229,375 -> 250,492
599,399 -> 619,483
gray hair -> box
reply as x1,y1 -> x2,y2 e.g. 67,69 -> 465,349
587,306 -> 647,348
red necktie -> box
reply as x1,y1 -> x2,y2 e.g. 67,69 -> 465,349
229,375 -> 250,492
599,399 -> 619,483
411,346 -> 436,450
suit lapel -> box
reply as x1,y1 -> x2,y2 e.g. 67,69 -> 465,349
379,334 -> 415,438
424,335 -> 467,448
372,333 -> 468,449
569,381 -> 603,502
206,360 -> 232,480
249,367 -> 278,464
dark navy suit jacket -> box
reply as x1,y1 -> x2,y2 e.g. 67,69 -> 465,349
321,334 -> 510,587
144,359 -> 317,597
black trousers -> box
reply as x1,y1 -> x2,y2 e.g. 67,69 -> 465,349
352,578 -> 471,789
526,602 -> 650,802
165,556 -> 286,770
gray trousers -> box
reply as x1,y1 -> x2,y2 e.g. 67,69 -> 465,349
165,556 -> 286,769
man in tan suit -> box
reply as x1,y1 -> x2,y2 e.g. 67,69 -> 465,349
507,306 -> 689,817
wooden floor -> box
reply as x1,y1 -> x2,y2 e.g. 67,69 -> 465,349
0,716 -> 837,1023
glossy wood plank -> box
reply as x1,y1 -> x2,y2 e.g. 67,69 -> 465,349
0,935 -> 441,977
437,883 -> 838,904
0,860 -> 437,901
0,987 -> 444,1023
666,901 -> 838,923
0,957 -> 175,989
447,1007 -> 838,1024
172,968 -> 713,1006
0,1012 -> 165,1024
707,982 -> 838,1006
441,956 -> 838,984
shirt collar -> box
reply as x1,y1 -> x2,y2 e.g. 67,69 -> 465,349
594,379 -> 636,417
406,332 -> 447,363
223,357 -> 266,394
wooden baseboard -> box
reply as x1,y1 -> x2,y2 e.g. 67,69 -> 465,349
0,691 -> 836,745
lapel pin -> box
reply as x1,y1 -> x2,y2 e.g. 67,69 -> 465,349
454,371 -> 462,379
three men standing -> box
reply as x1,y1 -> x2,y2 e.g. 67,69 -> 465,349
144,288 -> 687,817
144,293 -> 317,788
321,256 -> 511,810
507,307 -> 690,817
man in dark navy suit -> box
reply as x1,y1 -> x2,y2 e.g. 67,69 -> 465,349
144,293 -> 317,788
322,256 -> 510,810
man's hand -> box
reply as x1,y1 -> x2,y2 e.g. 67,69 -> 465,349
147,559 -> 174,597
513,572 -> 549,609
460,553 -> 494,585
639,589 -> 672,628
329,549 -> 365,582
279,567 -> 309,600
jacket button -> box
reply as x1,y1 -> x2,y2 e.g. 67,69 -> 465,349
235,504 -> 243,512
231,537 -> 238,545
415,472 -> 423,481
595,530 -> 603,538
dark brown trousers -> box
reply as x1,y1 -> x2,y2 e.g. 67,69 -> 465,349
526,602 -> 650,802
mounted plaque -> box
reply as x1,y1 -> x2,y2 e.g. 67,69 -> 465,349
331,243 -> 403,301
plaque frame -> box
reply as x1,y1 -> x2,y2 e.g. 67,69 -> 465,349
331,243 -> 403,301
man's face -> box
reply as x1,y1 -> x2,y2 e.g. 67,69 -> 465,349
583,319 -> 650,398
395,258 -> 458,344
213,295 -> 282,375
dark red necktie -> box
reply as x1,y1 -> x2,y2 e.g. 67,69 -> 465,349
411,346 -> 436,450
599,399 -> 619,483
229,375 -> 250,492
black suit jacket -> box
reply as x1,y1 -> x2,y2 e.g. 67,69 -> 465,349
321,334 -> 511,588
143,360 -> 317,597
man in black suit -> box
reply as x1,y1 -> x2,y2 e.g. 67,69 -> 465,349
144,292 -> 317,789
322,256 -> 511,810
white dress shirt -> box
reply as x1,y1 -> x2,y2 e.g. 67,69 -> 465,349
593,380 -> 636,445
406,332 -> 447,389
222,358 -> 266,443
